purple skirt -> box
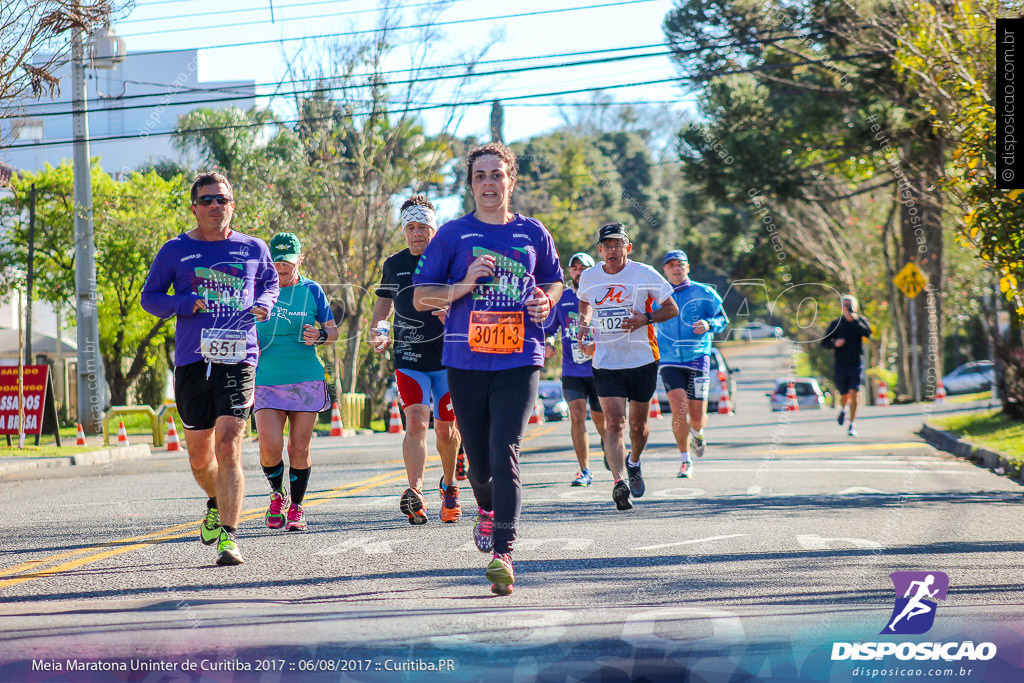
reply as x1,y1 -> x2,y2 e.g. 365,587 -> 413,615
254,380 -> 329,413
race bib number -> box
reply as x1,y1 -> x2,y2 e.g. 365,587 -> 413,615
595,307 -> 631,337
468,311 -> 524,354
693,376 -> 711,401
201,328 -> 246,363
570,342 -> 592,364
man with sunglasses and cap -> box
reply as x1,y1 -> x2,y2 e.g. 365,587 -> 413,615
142,171 -> 279,566
543,251 -> 606,487
657,248 -> 728,478
576,223 -> 678,511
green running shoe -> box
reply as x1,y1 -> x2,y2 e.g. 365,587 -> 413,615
486,553 -> 514,595
200,506 -> 221,546
216,529 -> 244,566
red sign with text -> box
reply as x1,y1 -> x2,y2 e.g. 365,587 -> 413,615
0,365 -> 48,434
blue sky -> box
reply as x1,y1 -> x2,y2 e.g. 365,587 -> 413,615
109,0 -> 693,143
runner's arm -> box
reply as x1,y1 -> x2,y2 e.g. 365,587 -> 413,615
140,252 -> 200,318
413,254 -> 495,311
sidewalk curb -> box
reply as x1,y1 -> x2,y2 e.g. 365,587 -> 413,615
920,423 -> 1023,484
0,444 -> 153,477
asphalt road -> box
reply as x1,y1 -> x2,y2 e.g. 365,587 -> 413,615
1,341 -> 1021,683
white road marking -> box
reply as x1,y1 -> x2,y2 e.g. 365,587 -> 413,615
621,607 -> 745,647
316,535 -> 418,555
635,534 -> 747,551
746,486 -> 762,496
837,486 -> 887,495
796,534 -> 884,550
652,488 -> 706,498
457,537 -> 594,552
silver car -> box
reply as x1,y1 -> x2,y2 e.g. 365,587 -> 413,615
768,377 -> 826,411
941,361 -> 995,395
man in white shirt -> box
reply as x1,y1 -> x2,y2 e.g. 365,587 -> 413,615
577,223 -> 678,511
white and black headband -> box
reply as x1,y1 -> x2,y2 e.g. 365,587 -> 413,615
400,205 -> 437,229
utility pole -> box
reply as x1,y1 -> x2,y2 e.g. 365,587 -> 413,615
71,11 -> 104,433
25,184 -> 36,363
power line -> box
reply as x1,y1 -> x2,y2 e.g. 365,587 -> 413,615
2,51 -> 884,151
118,0 -> 357,25
11,42 -> 669,111
119,0 -> 662,58
5,49 -> 676,120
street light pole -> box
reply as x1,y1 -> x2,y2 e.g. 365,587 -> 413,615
71,14 -> 104,433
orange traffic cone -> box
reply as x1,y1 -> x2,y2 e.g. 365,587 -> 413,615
116,420 -> 129,447
388,399 -> 404,434
876,382 -> 890,407
717,371 -> 734,415
329,402 -> 344,436
165,415 -> 181,452
528,399 -> 545,424
75,423 -> 87,446
935,381 -> 946,404
649,397 -> 662,419
784,382 -> 800,412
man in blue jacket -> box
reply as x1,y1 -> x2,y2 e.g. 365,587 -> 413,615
656,250 -> 728,478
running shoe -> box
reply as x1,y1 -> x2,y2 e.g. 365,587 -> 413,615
486,552 -> 515,596
837,409 -> 846,426
473,508 -> 495,552
439,478 -> 462,523
200,505 -> 221,545
399,488 -> 428,525
572,468 -> 593,487
612,479 -> 632,510
625,456 -> 645,498
265,490 -> 288,529
285,503 -> 307,531
215,529 -> 244,566
848,423 -> 857,437
455,451 -> 468,481
690,428 -> 706,458
677,461 -> 692,478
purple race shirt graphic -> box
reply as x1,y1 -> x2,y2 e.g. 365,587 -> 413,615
881,571 -> 949,635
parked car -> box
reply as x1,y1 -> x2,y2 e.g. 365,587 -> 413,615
942,361 -> 995,395
537,380 -> 569,421
656,347 -> 740,414
768,377 -> 827,411
730,321 -> 784,341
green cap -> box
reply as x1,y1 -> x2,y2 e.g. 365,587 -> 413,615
269,232 -> 301,263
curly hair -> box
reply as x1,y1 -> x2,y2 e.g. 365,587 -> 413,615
190,171 -> 233,203
466,142 -> 518,187
400,194 -> 434,212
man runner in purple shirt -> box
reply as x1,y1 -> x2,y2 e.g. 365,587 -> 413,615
141,172 -> 279,566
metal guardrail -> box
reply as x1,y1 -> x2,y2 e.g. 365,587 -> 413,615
103,405 -> 163,447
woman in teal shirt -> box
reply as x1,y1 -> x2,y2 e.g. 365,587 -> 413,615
255,232 -> 338,531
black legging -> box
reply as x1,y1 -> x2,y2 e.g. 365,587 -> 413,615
447,365 -> 539,555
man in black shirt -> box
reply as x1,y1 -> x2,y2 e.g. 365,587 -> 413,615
371,196 -> 463,525
822,294 -> 873,436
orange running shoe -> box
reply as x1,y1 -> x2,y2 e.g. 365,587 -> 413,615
438,477 -> 462,523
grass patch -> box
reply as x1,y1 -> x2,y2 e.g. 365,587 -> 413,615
0,444 -> 98,458
930,409 -> 1024,462
947,390 -> 993,404
791,351 -> 813,378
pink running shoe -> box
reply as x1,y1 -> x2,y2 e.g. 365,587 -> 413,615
265,491 -> 288,529
473,508 -> 494,553
285,503 -> 306,531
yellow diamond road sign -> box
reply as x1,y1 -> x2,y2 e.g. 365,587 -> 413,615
894,262 -> 927,299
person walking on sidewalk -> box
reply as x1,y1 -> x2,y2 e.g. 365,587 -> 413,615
413,143 -> 563,595
822,294 -> 873,437
656,249 -> 728,478
544,251 -> 606,487
254,232 -> 338,532
371,195 -> 463,525
141,172 -> 279,566
576,223 -> 677,511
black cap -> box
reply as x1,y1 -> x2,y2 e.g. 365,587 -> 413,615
598,223 -> 628,243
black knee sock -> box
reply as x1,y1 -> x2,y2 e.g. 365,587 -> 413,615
207,497 -> 217,510
289,466 -> 311,505
222,525 -> 236,534
263,463 -> 284,492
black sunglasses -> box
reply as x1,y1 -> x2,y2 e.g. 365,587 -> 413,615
194,194 -> 233,206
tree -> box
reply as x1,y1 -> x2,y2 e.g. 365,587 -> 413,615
1,2 -> 119,139
0,162 -> 188,404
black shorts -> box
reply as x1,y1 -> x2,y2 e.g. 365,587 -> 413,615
174,361 -> 256,431
835,362 -> 864,395
660,363 -> 711,402
561,375 -> 602,414
592,361 -> 659,403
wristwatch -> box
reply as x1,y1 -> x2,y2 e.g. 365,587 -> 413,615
316,328 -> 328,344
644,312 -> 653,326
